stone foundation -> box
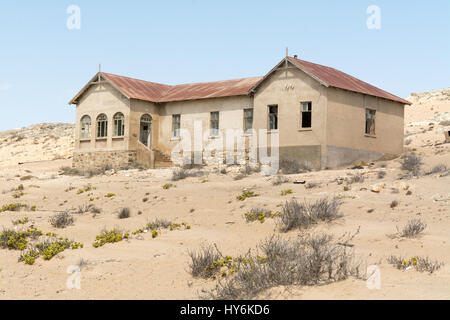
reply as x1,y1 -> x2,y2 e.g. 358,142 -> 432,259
73,151 -> 137,170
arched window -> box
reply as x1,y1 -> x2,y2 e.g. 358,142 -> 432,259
97,114 -> 108,138
113,112 -> 125,137
80,115 -> 91,138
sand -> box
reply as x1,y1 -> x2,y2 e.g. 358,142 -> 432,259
0,89 -> 448,300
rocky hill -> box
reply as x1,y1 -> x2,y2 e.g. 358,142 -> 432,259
0,123 -> 74,166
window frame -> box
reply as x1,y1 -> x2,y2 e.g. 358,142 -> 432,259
268,105 -> 278,131
300,101 -> 312,129
243,108 -> 253,133
365,108 -> 376,136
172,114 -> 181,137
80,115 -> 91,139
96,114 -> 108,138
210,111 -> 220,136
113,112 -> 125,137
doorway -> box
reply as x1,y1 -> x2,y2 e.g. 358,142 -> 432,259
140,114 -> 152,149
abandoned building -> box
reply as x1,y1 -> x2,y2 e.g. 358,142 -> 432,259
69,55 -> 411,170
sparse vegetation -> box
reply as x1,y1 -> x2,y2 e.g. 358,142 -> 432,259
132,218 -> 191,237
272,175 -> 290,186
0,227 -> 42,250
244,208 -> 279,223
401,152 -> 423,176
236,190 -> 259,201
276,198 -> 342,233
93,229 -> 129,248
390,200 -> 399,209
204,233 -> 362,299
118,207 -> 131,219
49,211 -> 74,229
162,183 -> 174,190
12,217 -> 29,225
305,182 -> 320,189
280,189 -> 293,196
388,255 -> 443,274
0,203 -> 28,213
172,167 -> 205,181
426,164 -> 448,175
104,193 -> 116,198
188,244 -> 223,279
346,173 -> 365,184
76,204 -> 100,214
20,237 -> 84,265
398,219 -> 427,238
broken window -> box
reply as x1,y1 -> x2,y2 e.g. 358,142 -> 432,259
96,114 -> 108,138
113,113 -> 125,137
301,102 -> 312,128
210,111 -> 219,136
244,108 -> 253,133
365,109 -> 376,135
80,115 -> 91,138
172,114 -> 181,137
269,105 -> 278,130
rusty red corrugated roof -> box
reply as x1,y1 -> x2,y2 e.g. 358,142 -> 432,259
288,57 -> 411,105
102,73 -> 172,102
95,58 -> 410,105
159,77 -> 262,102
102,73 -> 261,103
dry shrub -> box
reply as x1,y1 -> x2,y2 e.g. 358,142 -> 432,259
146,218 -> 172,230
401,153 -> 423,176
272,175 -> 290,186
426,164 -> 448,175
398,219 -> 426,238
347,173 -> 365,184
305,182 -> 320,189
277,198 -> 342,233
49,211 -> 74,228
205,233 -> 362,300
172,167 -> 205,181
188,244 -> 222,279
388,255 -> 443,274
118,207 -> 131,219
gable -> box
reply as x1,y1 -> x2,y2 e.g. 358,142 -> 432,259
251,57 -> 411,105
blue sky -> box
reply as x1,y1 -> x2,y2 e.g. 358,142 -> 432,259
0,0 -> 449,130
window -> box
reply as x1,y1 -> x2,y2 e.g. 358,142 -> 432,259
80,115 -> 91,139
244,108 -> 253,133
113,113 -> 125,137
172,114 -> 181,137
301,102 -> 312,128
96,114 -> 108,138
365,109 -> 376,135
210,111 -> 219,136
268,105 -> 278,130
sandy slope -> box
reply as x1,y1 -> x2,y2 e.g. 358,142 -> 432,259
0,90 -> 448,300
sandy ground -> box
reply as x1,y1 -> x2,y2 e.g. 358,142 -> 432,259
0,89 -> 449,300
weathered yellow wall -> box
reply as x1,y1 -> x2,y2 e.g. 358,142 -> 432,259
157,95 -> 253,155
75,83 -> 130,152
253,63 -> 328,168
129,99 -> 160,151
326,87 -> 404,167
